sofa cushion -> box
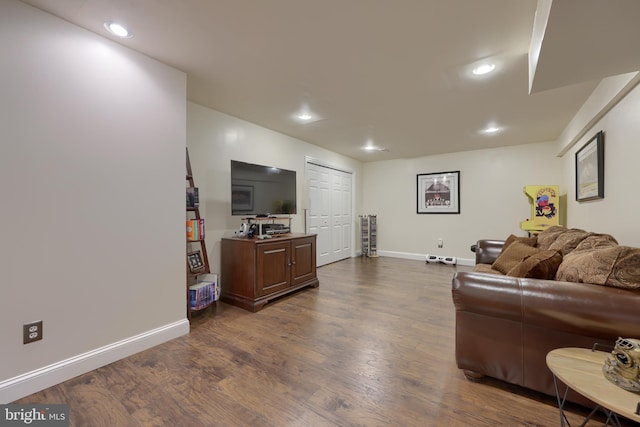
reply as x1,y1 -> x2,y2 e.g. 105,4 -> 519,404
492,242 -> 540,275
472,263 -> 504,275
507,249 -> 563,279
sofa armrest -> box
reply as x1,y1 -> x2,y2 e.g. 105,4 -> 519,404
452,271 -> 522,320
475,239 -> 504,265
452,271 -> 526,386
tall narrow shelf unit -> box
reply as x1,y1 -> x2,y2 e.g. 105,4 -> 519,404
360,214 -> 378,257
186,148 -> 212,319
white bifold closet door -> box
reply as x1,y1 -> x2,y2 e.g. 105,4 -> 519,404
305,161 -> 353,267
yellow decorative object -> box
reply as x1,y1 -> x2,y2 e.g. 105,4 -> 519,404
519,185 -> 560,233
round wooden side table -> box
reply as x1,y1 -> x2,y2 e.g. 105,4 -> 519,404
546,347 -> 640,426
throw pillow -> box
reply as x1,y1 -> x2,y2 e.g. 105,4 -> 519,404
507,249 -> 563,279
536,226 -> 569,250
492,242 -> 540,275
556,246 -> 621,285
571,233 -> 619,252
548,228 -> 591,255
606,246 -> 640,290
556,245 -> 640,290
503,234 -> 537,250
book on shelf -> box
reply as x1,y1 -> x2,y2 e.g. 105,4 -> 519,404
186,218 -> 205,241
189,282 -> 211,310
186,187 -> 199,208
189,274 -> 219,310
186,220 -> 195,241
198,274 -> 220,300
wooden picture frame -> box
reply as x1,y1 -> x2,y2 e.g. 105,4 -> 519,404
187,250 -> 205,273
417,171 -> 460,214
575,131 -> 604,202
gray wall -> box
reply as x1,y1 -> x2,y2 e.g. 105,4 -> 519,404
0,0 -> 188,402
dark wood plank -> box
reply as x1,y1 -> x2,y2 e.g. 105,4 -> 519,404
14,257 -> 636,426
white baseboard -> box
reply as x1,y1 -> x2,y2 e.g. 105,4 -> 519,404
0,319 -> 190,404
377,250 -> 426,261
377,250 -> 475,266
453,257 -> 475,266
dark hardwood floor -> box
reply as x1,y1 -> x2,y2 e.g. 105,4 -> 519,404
15,257 -> 635,426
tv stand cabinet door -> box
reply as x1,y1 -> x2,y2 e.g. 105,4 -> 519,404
291,236 -> 317,287
256,240 -> 291,297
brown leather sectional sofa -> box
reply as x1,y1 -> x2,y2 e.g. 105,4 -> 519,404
451,227 -> 640,405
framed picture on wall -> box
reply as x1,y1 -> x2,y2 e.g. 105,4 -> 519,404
575,131 -> 604,202
417,171 -> 460,214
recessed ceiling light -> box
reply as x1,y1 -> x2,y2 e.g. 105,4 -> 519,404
297,112 -> 312,121
482,126 -> 501,134
362,140 -> 389,152
363,139 -> 376,151
472,63 -> 495,75
104,21 -> 133,38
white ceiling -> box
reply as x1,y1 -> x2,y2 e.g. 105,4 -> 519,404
19,0 -> 640,162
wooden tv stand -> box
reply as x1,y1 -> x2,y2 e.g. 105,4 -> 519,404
220,233 -> 319,312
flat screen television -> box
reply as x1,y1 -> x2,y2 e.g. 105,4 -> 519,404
230,160 -> 297,216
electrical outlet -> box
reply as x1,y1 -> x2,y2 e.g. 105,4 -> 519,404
437,238 -> 444,248
23,320 -> 43,344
